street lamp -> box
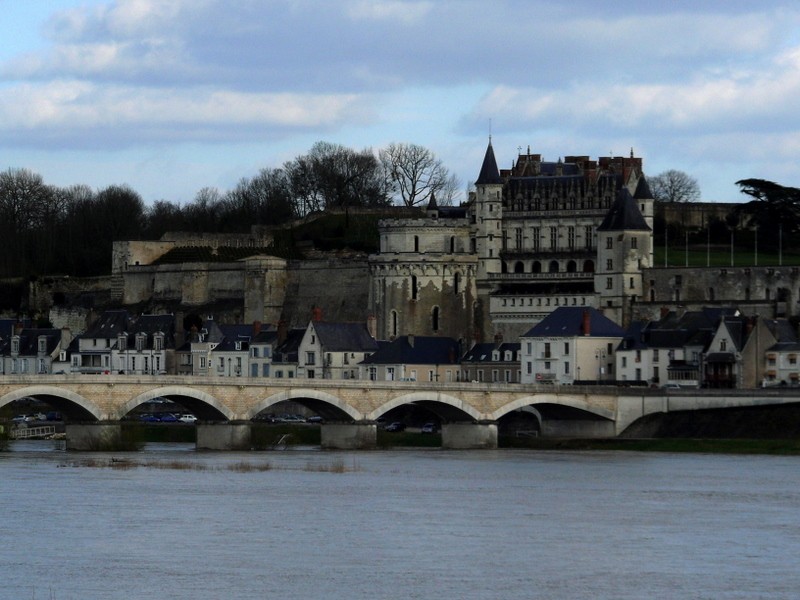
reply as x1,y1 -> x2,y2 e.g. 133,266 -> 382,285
595,349 -> 606,383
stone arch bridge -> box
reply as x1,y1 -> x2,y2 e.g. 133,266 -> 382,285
1,375 -> 797,450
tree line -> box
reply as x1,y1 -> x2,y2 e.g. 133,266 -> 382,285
0,141 -> 459,278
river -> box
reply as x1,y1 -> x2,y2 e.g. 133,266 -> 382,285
2,441 -> 799,599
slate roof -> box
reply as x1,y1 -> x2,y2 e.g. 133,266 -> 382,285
312,322 -> 379,353
273,328 -> 306,363
360,335 -> 460,365
0,328 -> 62,356
633,176 -> 653,200
475,141 -> 502,185
522,307 -> 624,338
597,187 -> 651,232
83,310 -> 130,339
461,342 -> 520,363
121,314 -> 175,349
251,330 -> 280,345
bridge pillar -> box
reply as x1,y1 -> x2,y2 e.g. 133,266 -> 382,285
441,423 -> 498,449
66,423 -> 124,451
320,423 -> 376,449
196,422 -> 252,451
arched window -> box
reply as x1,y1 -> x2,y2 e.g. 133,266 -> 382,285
501,262 -> 508,273
549,260 -> 559,273
566,260 -> 577,273
514,261 -> 524,273
390,310 -> 398,338
450,236 -> 456,253
709,287 -> 715,301
649,289 -> 655,302
583,260 -> 595,273
454,272 -> 460,295
532,261 -> 541,273
411,275 -> 418,300
414,236 -> 419,252
432,307 -> 440,332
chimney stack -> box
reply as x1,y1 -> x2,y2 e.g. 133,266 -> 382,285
277,319 -> 288,345
253,320 -> 262,336
312,307 -> 323,322
367,315 -> 377,339
582,309 -> 591,336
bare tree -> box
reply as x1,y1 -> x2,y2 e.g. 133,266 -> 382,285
285,141 -> 388,214
379,143 -> 459,207
647,169 -> 701,203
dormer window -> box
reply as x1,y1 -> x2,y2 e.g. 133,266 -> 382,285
135,333 -> 146,351
11,336 -> 20,355
118,335 -> 127,351
234,341 -> 242,351
153,333 -> 164,352
38,336 -> 47,354
492,351 -> 500,361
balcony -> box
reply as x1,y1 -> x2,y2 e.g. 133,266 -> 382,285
489,272 -> 594,281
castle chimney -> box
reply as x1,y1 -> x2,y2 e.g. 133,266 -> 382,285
312,307 -> 323,322
367,315 -> 377,339
277,319 -> 288,345
660,306 -> 670,319
494,332 -> 503,348
253,320 -> 262,336
582,309 -> 591,336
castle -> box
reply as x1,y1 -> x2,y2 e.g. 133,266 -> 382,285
38,141 -> 800,342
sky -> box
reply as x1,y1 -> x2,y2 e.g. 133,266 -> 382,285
2,0 -> 800,205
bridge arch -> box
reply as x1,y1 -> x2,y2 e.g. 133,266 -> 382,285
121,386 -> 234,421
0,386 -> 103,421
490,395 -> 615,422
369,392 -> 484,422
245,388 -> 362,422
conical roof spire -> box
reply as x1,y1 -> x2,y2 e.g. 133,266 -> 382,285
475,139 -> 502,185
426,191 -> 438,211
597,187 -> 651,232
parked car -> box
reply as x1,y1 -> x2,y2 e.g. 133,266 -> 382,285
138,413 -> 161,422
11,414 -> 33,423
421,422 -> 439,434
306,415 -> 324,424
384,421 -> 406,432
662,383 -> 682,390
159,413 -> 179,423
179,414 -> 198,423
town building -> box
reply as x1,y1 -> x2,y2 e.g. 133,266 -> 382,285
459,339 -> 521,383
519,307 -> 625,385
297,318 -> 379,380
359,334 -> 461,383
0,327 -> 70,375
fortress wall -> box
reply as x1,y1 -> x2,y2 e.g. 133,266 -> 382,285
112,241 -> 177,275
640,266 -> 800,319
280,258 -> 371,327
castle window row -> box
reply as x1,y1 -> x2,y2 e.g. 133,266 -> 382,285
501,226 -> 595,252
500,296 -> 588,308
502,259 -> 595,274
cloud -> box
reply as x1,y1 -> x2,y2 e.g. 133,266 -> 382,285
0,80 -> 372,148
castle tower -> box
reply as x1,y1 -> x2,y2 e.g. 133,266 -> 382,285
474,140 -> 504,279
595,186 -> 652,326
